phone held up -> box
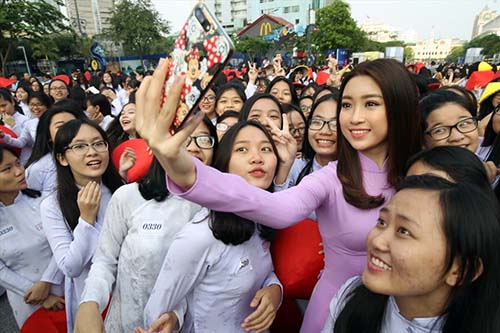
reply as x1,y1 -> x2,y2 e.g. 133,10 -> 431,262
165,3 -> 234,133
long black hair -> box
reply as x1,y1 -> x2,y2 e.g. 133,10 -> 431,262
86,93 -> 112,117
138,116 -> 217,202
0,88 -> 23,115
53,118 -> 123,230
0,144 -> 40,199
296,94 -> 339,185
209,121 -> 278,245
25,99 -> 86,168
238,93 -> 284,129
333,175 -> 500,333
265,76 -> 299,106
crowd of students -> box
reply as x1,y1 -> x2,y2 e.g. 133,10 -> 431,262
1,56 -> 500,333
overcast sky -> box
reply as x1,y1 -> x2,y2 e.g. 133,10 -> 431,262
152,0 -> 497,41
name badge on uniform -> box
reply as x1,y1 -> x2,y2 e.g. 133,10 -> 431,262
139,221 -> 164,235
0,225 -> 15,237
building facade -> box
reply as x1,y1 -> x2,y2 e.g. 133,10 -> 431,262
471,6 -> 500,39
204,0 -> 248,32
65,0 -> 114,37
412,34 -> 463,61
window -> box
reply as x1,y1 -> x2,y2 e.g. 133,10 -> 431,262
284,5 -> 300,13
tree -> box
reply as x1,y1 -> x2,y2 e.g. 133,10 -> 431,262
234,37 -> 273,60
105,0 -> 170,62
0,0 -> 69,76
31,38 -> 58,61
446,46 -> 465,63
311,0 -> 367,54
466,34 -> 500,58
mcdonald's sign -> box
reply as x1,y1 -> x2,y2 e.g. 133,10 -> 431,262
260,22 -> 272,36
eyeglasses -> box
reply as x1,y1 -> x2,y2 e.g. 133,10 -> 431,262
185,135 -> 215,149
50,86 -> 67,91
29,103 -> 44,108
216,123 -> 233,132
289,126 -> 306,136
425,117 -> 478,141
65,141 -> 109,155
494,106 -> 500,115
300,105 -> 312,113
202,95 -> 216,102
309,118 -> 337,131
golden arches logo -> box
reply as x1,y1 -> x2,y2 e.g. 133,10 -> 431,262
260,22 -> 272,36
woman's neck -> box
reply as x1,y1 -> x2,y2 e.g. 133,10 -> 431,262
0,191 -> 19,206
315,153 -> 336,167
394,287 -> 450,321
75,176 -> 102,187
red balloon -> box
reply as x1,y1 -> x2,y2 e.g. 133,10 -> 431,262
111,139 -> 153,183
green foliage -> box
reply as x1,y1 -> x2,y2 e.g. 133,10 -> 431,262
464,34 -> 500,58
446,46 -> 465,63
404,46 -> 414,62
311,0 -> 367,53
0,0 -> 69,75
150,36 -> 177,55
234,36 -> 273,59
105,0 -> 170,58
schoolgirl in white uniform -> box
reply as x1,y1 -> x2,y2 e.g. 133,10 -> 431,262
140,121 -> 283,333
0,144 -> 64,328
40,118 -> 123,332
24,100 -> 85,193
74,117 -> 217,333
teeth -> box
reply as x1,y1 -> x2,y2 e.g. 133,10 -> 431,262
371,256 -> 392,271
317,140 -> 334,144
351,130 -> 369,135
88,161 -> 101,166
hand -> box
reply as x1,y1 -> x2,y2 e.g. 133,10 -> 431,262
269,115 -> 297,167
248,62 -> 258,84
77,181 -> 102,224
273,55 -> 285,77
484,161 -> 500,183
328,55 -> 338,72
1,113 -> 15,127
101,89 -> 117,102
74,302 -> 104,333
119,147 -> 137,181
319,242 -> 324,255
90,111 -> 104,124
42,294 -> 65,311
25,281 -> 50,304
242,284 -> 281,332
135,311 -> 179,333
135,58 -> 203,189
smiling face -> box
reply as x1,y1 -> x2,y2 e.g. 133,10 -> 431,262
29,97 -> 48,118
186,121 -> 214,166
57,124 -> 109,186
103,72 -> 113,84
216,89 -> 244,115
270,81 -> 292,105
299,97 -> 313,118
228,126 -> 278,189
119,104 -> 136,136
308,100 -> 338,164
339,75 -> 388,162
0,149 -> 27,200
199,88 -> 216,117
16,88 -> 29,103
363,188 -> 457,318
424,103 -> 478,152
247,98 -> 282,132
49,81 -> 69,101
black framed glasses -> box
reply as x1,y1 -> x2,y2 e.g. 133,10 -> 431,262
425,117 -> 478,141
65,141 -> 109,155
309,118 -> 337,131
202,95 -> 216,102
289,126 -> 306,136
185,135 -> 215,149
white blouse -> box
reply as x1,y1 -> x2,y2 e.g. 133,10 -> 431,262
81,183 -> 202,333
3,118 -> 38,164
25,153 -> 57,194
41,184 -> 112,333
0,192 -> 63,327
144,208 -> 282,332
322,276 -> 445,333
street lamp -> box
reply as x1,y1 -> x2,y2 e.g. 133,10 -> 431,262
17,46 -> 31,76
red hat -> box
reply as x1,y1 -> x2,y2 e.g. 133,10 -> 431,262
111,139 -> 153,183
0,126 -> 22,156
84,71 -> 91,82
52,74 -> 70,86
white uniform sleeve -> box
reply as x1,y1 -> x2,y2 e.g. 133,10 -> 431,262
143,222 -> 219,329
80,190 -> 129,311
0,258 -> 33,297
41,196 -> 100,278
245,83 -> 257,98
2,125 -> 33,148
322,276 -> 362,332
40,257 -> 64,285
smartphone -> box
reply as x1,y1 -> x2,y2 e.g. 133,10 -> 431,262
165,3 -> 234,133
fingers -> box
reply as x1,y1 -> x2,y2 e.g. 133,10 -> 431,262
281,115 -> 290,135
134,328 -> 148,333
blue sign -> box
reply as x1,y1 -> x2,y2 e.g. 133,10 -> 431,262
90,42 -> 107,71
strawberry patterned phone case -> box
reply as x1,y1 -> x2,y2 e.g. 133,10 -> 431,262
166,2 -> 234,132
